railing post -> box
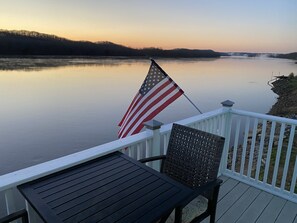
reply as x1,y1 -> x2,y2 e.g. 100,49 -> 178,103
144,120 -> 163,171
4,189 -> 16,215
219,100 -> 234,175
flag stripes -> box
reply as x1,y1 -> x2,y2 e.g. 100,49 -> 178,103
118,60 -> 184,138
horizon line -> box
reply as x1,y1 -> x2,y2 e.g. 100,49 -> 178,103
1,29 -> 296,55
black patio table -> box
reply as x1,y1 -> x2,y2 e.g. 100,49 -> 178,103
18,151 -> 193,223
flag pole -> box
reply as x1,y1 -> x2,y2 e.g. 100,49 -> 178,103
183,93 -> 203,114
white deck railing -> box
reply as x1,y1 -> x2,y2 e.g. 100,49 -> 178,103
223,109 -> 297,203
1,101 -> 296,221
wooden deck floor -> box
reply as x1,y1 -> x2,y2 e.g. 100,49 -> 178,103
202,175 -> 297,223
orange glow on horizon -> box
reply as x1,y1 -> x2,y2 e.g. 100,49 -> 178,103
0,0 -> 296,54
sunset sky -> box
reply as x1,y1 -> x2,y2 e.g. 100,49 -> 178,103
1,0 -> 296,53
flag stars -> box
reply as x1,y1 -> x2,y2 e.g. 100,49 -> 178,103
139,64 -> 167,95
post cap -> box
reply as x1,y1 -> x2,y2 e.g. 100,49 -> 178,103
221,100 -> 235,107
144,120 -> 163,130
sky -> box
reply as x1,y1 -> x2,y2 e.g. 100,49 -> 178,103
0,0 -> 296,53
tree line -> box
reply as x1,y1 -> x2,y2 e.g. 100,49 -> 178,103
0,30 -> 220,58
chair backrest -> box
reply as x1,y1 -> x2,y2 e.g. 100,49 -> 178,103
163,123 -> 225,189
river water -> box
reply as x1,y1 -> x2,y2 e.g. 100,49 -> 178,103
0,56 -> 296,175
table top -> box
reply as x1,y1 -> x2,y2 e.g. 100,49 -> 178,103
18,151 -> 193,223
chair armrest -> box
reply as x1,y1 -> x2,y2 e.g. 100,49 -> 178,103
138,155 -> 166,163
0,209 -> 28,223
139,155 -> 167,172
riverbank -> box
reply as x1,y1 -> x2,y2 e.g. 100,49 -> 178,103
228,74 -> 297,188
269,73 -> 297,118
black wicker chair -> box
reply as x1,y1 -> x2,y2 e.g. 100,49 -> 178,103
0,209 -> 28,223
140,123 -> 225,223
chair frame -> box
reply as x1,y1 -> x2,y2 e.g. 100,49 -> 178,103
140,123 -> 225,223
0,209 -> 28,223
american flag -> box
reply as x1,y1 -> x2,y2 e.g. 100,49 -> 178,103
118,60 -> 184,138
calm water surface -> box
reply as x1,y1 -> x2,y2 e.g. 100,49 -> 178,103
0,57 -> 296,174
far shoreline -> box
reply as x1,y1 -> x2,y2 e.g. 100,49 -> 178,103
1,55 -> 296,71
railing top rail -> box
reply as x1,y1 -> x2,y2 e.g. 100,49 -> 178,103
231,109 -> 297,125
0,131 -> 153,192
160,108 -> 227,133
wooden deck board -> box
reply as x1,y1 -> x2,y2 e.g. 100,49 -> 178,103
255,196 -> 286,223
275,201 -> 297,223
217,177 -> 239,202
201,176 -> 297,223
230,191 -> 273,223
216,183 -> 249,220
217,186 -> 261,223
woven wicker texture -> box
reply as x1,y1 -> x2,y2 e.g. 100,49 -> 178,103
163,123 -> 225,189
